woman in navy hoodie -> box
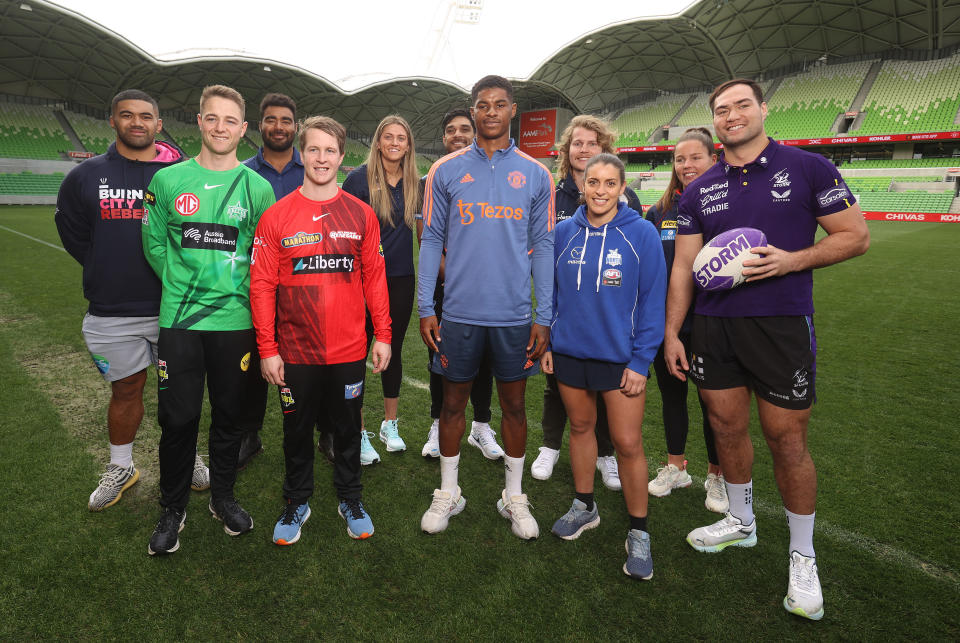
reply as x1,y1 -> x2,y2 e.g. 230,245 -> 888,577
541,153 -> 666,580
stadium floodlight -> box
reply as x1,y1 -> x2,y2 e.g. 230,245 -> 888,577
20,3 -> 32,10
263,65 -> 271,72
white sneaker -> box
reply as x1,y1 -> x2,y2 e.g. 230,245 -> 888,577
704,472 -> 729,513
648,463 -> 693,497
596,455 -> 622,491
467,421 -> 503,460
686,512 -> 757,552
530,447 -> 559,480
191,453 -> 210,491
421,486 -> 466,534
421,419 -> 440,458
496,489 -> 539,540
783,551 -> 824,620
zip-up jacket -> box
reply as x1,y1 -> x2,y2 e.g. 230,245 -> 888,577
555,171 -> 643,224
645,197 -> 694,335
550,201 -> 666,375
418,138 -> 555,326
55,140 -> 183,316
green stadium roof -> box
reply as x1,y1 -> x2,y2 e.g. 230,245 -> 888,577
2,0 -> 959,146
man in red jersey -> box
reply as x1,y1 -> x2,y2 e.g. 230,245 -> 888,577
250,115 -> 391,544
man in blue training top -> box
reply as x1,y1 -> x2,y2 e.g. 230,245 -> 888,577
418,75 -> 555,540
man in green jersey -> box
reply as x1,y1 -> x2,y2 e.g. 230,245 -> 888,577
142,85 -> 275,555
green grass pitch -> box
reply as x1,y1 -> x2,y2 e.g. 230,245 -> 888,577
0,206 -> 957,639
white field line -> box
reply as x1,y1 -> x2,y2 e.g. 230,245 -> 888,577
6,224 -> 955,588
0,224 -> 67,252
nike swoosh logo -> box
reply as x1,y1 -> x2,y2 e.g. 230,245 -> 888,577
204,183 -> 224,190
313,213 -> 329,221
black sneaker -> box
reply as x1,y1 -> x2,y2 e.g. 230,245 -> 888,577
317,431 -> 335,464
148,507 -> 186,556
236,431 -> 263,471
209,498 -> 253,536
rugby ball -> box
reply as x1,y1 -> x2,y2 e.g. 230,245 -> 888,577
692,227 -> 767,291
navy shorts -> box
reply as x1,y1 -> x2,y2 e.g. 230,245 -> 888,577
689,314 -> 816,410
553,352 -> 626,392
431,319 -> 538,383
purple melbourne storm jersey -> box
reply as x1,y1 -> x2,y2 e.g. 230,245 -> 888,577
677,138 -> 855,317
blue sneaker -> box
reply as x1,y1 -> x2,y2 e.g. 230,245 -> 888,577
623,529 -> 654,580
379,419 -> 406,452
360,430 -> 380,465
551,499 -> 600,540
338,499 -> 374,539
273,500 -> 310,546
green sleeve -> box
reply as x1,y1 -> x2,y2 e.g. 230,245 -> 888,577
142,175 -> 169,278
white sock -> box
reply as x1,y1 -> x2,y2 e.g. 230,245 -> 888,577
440,454 -> 460,493
785,508 -> 816,558
725,479 -> 754,525
504,455 -> 525,497
110,442 -> 133,468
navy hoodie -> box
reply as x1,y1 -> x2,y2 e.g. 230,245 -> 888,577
550,201 -> 666,375
55,140 -> 183,316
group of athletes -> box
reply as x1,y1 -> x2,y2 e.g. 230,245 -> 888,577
55,73 -> 869,621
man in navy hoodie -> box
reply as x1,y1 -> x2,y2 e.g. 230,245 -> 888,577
55,89 -> 194,511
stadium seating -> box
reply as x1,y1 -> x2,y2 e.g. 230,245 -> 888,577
855,53 -> 960,134
856,190 -> 954,212
341,138 -> 370,169
636,188 -> 665,206
246,130 -> 263,149
674,92 -> 712,128
611,96 -> 687,146
64,111 -> 114,154
0,103 -> 73,160
161,119 -> 202,157
764,61 -> 874,139
844,176 -> 893,192
624,162 -> 656,172
0,171 -> 64,195
843,157 -> 960,168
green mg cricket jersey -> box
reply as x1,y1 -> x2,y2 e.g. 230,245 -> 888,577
142,159 -> 276,330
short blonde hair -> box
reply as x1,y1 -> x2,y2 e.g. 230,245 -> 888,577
200,84 -> 245,115
298,115 -> 346,155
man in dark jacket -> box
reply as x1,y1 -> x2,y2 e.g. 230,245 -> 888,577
55,89 -> 193,511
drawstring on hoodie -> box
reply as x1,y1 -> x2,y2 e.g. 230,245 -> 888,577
595,224 -> 608,293
576,228 -> 588,291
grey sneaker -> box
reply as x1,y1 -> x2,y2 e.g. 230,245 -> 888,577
551,498 -> 600,540
88,462 -> 139,511
191,454 -> 210,491
623,529 -> 654,580
467,421 -> 504,460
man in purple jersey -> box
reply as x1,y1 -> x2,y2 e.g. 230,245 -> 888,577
665,79 -> 869,621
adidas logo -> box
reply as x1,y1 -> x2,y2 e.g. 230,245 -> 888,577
460,173 -> 475,184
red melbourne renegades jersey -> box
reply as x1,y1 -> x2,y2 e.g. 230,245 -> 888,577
250,188 -> 391,365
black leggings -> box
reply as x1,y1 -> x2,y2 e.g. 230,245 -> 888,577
651,334 -> 719,465
365,274 -> 414,399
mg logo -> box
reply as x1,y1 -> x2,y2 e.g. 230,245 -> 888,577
175,192 -> 200,216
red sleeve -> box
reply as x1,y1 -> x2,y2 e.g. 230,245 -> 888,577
250,204 -> 281,359
360,204 -> 392,344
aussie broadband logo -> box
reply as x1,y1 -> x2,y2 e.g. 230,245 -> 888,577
694,233 -> 751,288
91,353 -> 110,374
292,254 -> 354,274
281,231 -> 322,248
182,223 -> 239,251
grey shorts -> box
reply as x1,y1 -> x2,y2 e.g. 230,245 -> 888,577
81,313 -> 159,382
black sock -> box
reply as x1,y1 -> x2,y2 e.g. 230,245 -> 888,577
575,492 -> 594,512
629,515 -> 648,532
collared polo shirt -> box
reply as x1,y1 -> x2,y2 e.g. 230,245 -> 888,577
244,147 -> 304,200
677,138 -> 855,317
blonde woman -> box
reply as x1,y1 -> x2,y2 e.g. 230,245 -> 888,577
342,115 -> 420,463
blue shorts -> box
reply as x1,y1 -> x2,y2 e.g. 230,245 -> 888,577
553,352 -> 626,392
431,319 -> 538,383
